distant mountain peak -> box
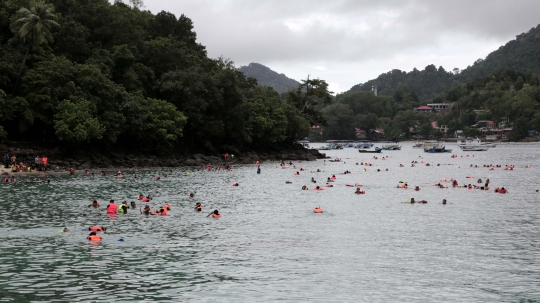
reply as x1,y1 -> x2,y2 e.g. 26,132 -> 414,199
238,63 -> 300,94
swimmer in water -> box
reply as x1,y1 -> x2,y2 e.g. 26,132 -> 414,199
311,177 -> 316,183
442,199 -> 447,205
62,227 -> 70,232
355,188 -> 362,194
189,193 -> 195,199
141,205 -> 152,215
87,231 -> 102,241
89,226 -> 106,232
88,200 -> 100,208
195,203 -> 202,211
119,201 -> 128,214
302,185 -> 308,190
206,209 -> 220,218
409,198 -> 416,204
137,193 -> 144,200
130,201 -> 136,209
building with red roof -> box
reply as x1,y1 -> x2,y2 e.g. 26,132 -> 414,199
414,106 -> 432,114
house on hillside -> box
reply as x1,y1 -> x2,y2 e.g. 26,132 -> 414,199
470,120 -> 513,140
414,106 -> 432,114
355,128 -> 384,140
427,103 -> 452,114
355,128 -> 367,139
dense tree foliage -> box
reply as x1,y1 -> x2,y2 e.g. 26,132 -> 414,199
0,0 -> 317,151
347,24 -> 540,102
320,70 -> 540,141
435,70 -> 540,140
238,63 -> 300,94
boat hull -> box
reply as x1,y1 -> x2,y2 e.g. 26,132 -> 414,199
358,149 -> 382,153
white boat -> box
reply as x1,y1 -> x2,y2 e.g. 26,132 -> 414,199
460,146 -> 488,151
412,140 -> 439,149
457,138 -> 496,148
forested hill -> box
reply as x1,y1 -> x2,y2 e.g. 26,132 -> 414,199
238,63 -> 300,94
0,0 -> 330,154
347,24 -> 540,101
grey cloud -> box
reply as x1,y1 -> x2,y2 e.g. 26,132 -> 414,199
143,0 -> 540,90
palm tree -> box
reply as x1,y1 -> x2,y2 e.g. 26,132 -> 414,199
12,1 -> 59,93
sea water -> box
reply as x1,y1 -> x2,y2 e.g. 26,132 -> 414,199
0,142 -> 539,302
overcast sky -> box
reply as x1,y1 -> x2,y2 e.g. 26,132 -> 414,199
140,0 -> 540,93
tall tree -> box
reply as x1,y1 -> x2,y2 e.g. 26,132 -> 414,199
12,1 -> 59,93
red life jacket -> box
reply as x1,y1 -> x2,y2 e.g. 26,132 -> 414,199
107,203 -> 118,214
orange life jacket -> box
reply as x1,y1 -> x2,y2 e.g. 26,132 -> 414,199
107,203 -> 118,214
212,214 -> 221,218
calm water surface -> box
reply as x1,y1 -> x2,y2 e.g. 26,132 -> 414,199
1,142 -> 540,302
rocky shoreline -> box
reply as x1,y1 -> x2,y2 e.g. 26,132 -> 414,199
0,142 -> 327,174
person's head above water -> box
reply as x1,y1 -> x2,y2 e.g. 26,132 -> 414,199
213,209 -> 219,214
109,199 -> 114,203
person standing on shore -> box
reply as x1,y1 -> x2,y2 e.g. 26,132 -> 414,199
35,156 -> 41,171
42,156 -> 48,171
3,152 -> 9,169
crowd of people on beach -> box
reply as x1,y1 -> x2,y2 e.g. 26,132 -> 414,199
3,151 -> 49,175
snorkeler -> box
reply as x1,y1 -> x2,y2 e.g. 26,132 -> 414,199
118,201 -> 128,214
141,205 -> 152,215
207,209 -> 221,218
106,200 -> 118,214
89,226 -> 106,232
87,231 -> 102,241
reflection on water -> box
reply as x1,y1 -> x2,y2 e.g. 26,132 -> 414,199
1,143 -> 540,302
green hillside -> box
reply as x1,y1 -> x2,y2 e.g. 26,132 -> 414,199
0,0 -> 327,153
347,24 -> 540,101
238,63 -> 300,94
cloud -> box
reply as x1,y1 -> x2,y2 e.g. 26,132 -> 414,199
141,0 -> 540,91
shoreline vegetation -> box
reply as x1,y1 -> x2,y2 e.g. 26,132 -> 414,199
0,1 -> 333,166
0,141 -> 326,177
